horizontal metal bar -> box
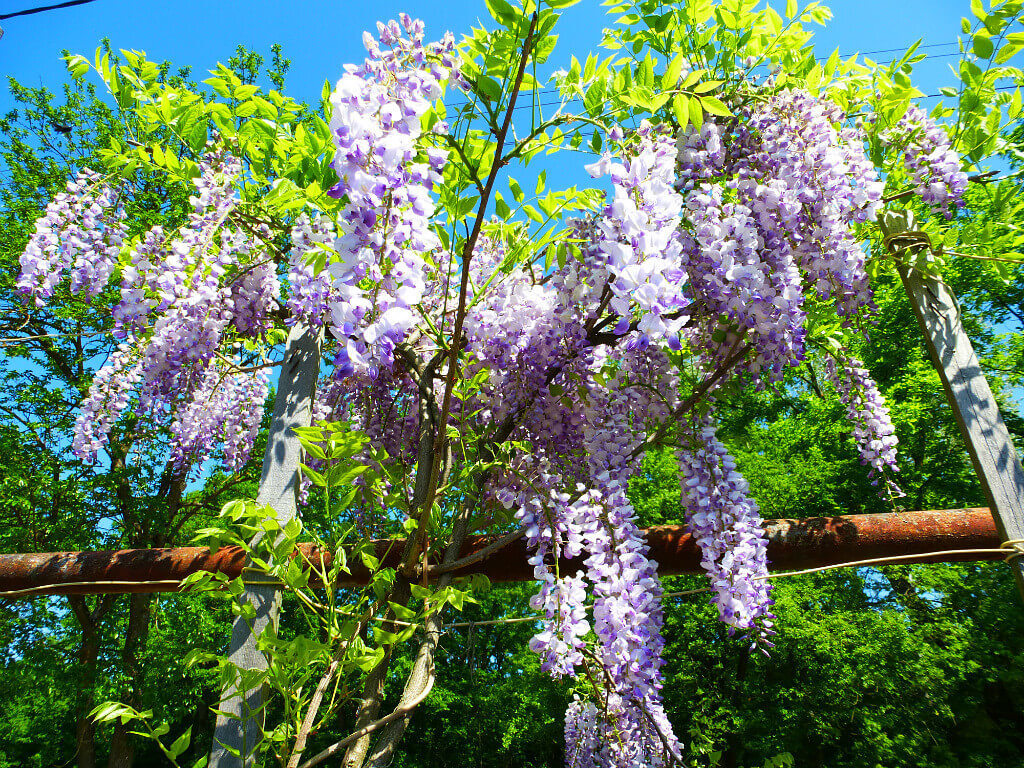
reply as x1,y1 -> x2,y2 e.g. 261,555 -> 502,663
0,508 -> 1002,598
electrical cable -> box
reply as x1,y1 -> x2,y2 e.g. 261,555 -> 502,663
0,0 -> 96,21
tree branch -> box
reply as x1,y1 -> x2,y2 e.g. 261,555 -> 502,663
410,10 -> 539,567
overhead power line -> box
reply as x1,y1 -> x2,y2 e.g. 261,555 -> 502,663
445,39 -> 973,114
0,0 -> 96,21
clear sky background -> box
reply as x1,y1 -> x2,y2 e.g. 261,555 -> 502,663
0,0 -> 981,115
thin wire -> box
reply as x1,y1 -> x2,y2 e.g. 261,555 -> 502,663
0,329 -> 113,346
0,0 -> 96,20
446,545 -> 1020,629
0,579 -> 182,597
447,82 -> 1021,120
443,39 -> 968,113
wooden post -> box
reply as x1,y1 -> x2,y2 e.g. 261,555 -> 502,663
209,323 -> 321,768
881,210 -> 1024,598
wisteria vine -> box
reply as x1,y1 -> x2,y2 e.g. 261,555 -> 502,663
14,11 -> 973,766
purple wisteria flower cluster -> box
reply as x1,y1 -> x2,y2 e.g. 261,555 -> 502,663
287,212 -> 338,327
27,147 -> 273,480
17,13 -> 964,763
824,353 -> 902,494
17,168 -> 126,304
585,123 -> 691,348
325,13 -> 461,380
879,104 -> 968,215
678,412 -> 775,642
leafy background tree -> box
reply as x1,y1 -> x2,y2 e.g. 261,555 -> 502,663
0,46 -> 292,768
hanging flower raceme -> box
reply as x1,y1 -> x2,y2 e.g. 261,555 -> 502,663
677,411 -> 775,646
585,122 -> 691,348
824,352 -> 902,495
17,168 -> 126,304
129,149 -> 247,417
72,342 -> 144,460
512,345 -> 681,767
878,104 -> 968,215
25,145 -> 272,479
675,119 -> 726,191
735,90 -> 884,322
681,183 -> 805,381
325,15 -> 461,379
224,226 -> 281,338
288,213 -> 338,328
168,358 -> 269,477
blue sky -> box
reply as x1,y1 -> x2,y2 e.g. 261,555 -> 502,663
0,0 -> 989,207
0,0 -> 980,113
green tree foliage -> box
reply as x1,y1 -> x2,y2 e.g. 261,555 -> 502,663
0,46 -> 293,768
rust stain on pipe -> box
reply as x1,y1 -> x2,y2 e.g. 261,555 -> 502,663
0,508 -> 1002,598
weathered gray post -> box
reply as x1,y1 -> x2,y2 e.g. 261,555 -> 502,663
881,210 -> 1024,597
209,323 -> 321,767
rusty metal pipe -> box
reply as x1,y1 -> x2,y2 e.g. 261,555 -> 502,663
0,508 -> 1003,598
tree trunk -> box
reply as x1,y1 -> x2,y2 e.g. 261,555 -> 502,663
107,592 -> 154,768
69,595 -> 110,768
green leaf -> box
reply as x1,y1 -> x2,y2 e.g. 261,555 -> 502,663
1009,88 -> 1022,119
410,584 -> 432,601
786,0 -> 798,17
65,54 -> 90,78
485,0 -> 515,24
495,193 -> 512,220
692,80 -> 724,94
973,31 -> 994,58
168,728 -> 192,760
699,96 -> 732,117
995,42 -> 1022,64
545,0 -> 582,7
475,76 -> 502,102
688,96 -> 704,130
509,177 -> 525,204
299,465 -> 327,488
664,53 -> 686,87
672,93 -> 690,128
